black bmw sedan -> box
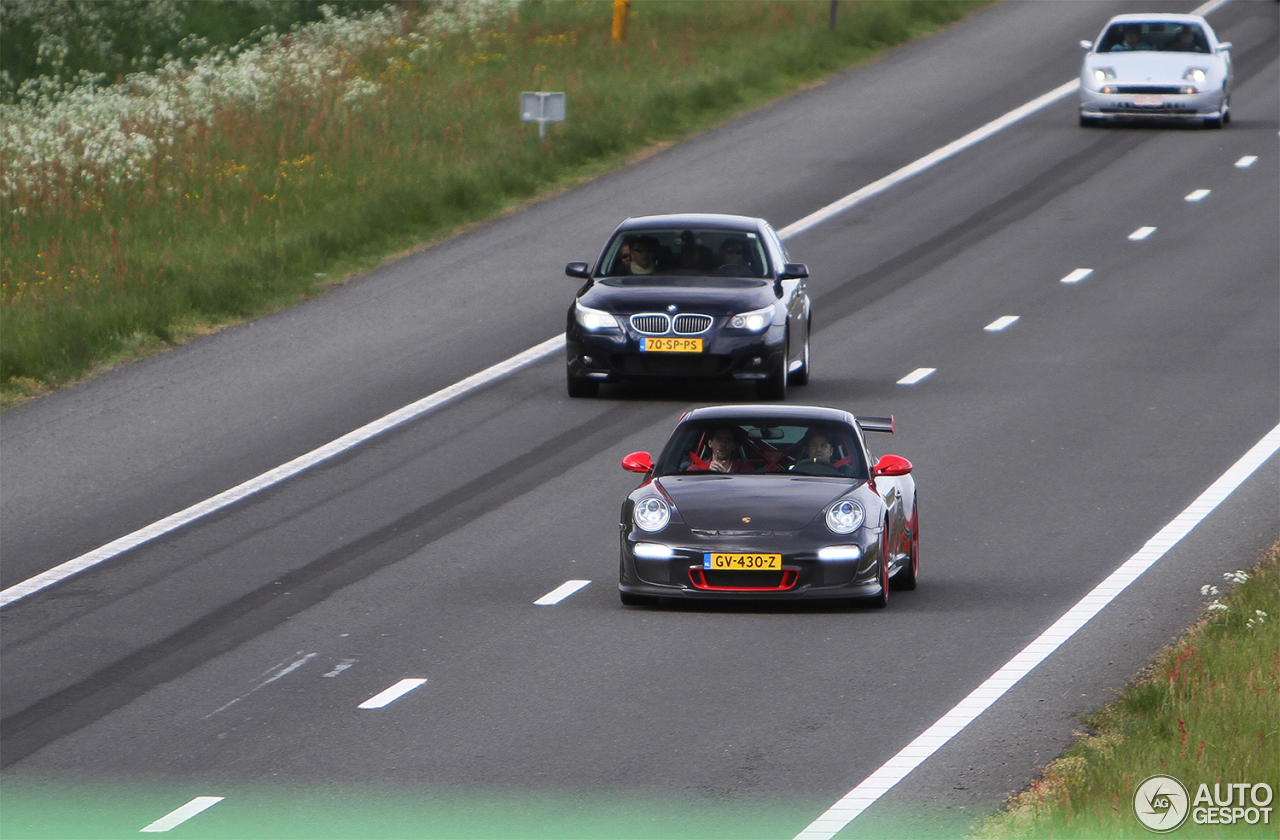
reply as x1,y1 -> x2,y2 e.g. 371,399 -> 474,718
564,214 -> 812,399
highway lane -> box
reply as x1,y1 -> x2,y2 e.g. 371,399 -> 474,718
3,0 -> 1277,836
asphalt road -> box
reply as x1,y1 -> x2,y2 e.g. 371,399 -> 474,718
2,1 -> 1277,837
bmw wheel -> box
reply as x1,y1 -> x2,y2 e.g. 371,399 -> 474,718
757,335 -> 789,401
789,322 -> 811,386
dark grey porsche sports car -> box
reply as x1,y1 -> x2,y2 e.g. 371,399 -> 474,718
617,405 -> 918,607
565,213 -> 812,400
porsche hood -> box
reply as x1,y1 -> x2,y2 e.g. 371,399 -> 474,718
655,475 -> 860,531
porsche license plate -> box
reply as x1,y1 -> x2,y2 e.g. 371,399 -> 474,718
1133,94 -> 1164,107
642,337 -> 702,353
704,552 -> 782,571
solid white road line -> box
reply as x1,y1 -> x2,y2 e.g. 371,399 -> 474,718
777,80 -> 1079,239
1185,189 -> 1211,202
794,422 -> 1280,840
0,336 -> 564,608
1128,226 -> 1157,241
984,316 -> 1020,332
535,579 -> 591,605
139,796 -> 225,833
358,678 -> 428,709
896,368 -> 936,386
1059,268 -> 1093,285
1234,155 -> 1257,169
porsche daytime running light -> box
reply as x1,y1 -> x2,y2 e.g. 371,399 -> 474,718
1092,67 -> 1116,82
575,302 -> 620,331
817,545 -> 862,561
825,500 -> 865,534
730,306 -> 773,332
1183,67 -> 1207,83
633,497 -> 671,532
634,542 -> 675,560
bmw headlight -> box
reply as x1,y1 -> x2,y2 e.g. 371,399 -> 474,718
575,302 -> 620,331
730,306 -> 773,332
1092,67 -> 1116,82
825,499 -> 865,534
633,497 -> 671,532
1182,67 -> 1207,83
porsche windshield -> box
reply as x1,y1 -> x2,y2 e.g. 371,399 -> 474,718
599,228 -> 771,278
657,421 -> 868,478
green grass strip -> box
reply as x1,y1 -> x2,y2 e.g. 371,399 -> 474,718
971,544 -> 1279,839
0,0 -> 989,408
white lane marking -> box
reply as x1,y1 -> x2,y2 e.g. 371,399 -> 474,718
778,80 -> 1079,239
794,421 -> 1280,840
358,678 -> 428,709
203,651 -> 318,719
1234,155 -> 1257,169
1128,226 -> 1156,241
984,316 -> 1020,332
1059,268 -> 1093,285
0,336 -> 565,608
896,368 -> 936,385
140,796 -> 224,833
535,579 -> 591,605
1185,189 -> 1211,202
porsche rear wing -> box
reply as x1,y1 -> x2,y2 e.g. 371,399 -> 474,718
855,415 -> 894,434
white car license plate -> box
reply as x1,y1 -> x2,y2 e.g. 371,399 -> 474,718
1133,94 -> 1164,107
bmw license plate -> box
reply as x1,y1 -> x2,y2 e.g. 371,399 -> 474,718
1133,94 -> 1164,107
642,337 -> 702,353
704,553 -> 782,571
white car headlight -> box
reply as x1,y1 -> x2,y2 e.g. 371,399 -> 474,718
633,497 -> 671,532
1183,67 -> 1207,83
1092,67 -> 1116,82
575,301 -> 620,331
825,500 -> 865,534
730,306 -> 773,332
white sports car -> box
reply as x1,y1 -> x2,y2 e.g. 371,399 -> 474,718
1079,14 -> 1232,128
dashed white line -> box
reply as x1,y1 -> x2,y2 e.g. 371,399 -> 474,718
1185,189 -> 1211,203
140,797 -> 224,833
1128,226 -> 1156,241
535,579 -> 591,605
358,678 -> 427,709
1060,268 -> 1093,285
794,422 -> 1280,840
1235,155 -> 1257,169
897,368 -> 936,386
983,316 -> 1020,332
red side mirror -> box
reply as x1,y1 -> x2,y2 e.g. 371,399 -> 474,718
873,454 -> 912,477
621,451 -> 653,474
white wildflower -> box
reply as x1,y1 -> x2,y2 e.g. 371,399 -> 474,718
1223,570 -> 1250,585
1200,584 -> 1219,596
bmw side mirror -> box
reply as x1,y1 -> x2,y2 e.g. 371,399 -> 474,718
565,262 -> 591,279
873,454 -> 913,477
621,451 -> 653,474
779,263 -> 809,280
1080,40 -> 1093,50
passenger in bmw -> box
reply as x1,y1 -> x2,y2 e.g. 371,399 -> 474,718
626,236 -> 659,275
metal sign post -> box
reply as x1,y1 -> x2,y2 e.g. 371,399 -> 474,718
520,91 -> 566,139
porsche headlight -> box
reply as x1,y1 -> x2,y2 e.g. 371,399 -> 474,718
575,302 -> 620,331
730,306 -> 772,332
825,500 -> 865,534
633,497 -> 671,532
1092,67 -> 1116,82
1183,67 -> 1207,83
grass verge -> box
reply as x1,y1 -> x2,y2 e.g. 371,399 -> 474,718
1,0 -> 989,410
971,543 -> 1279,839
